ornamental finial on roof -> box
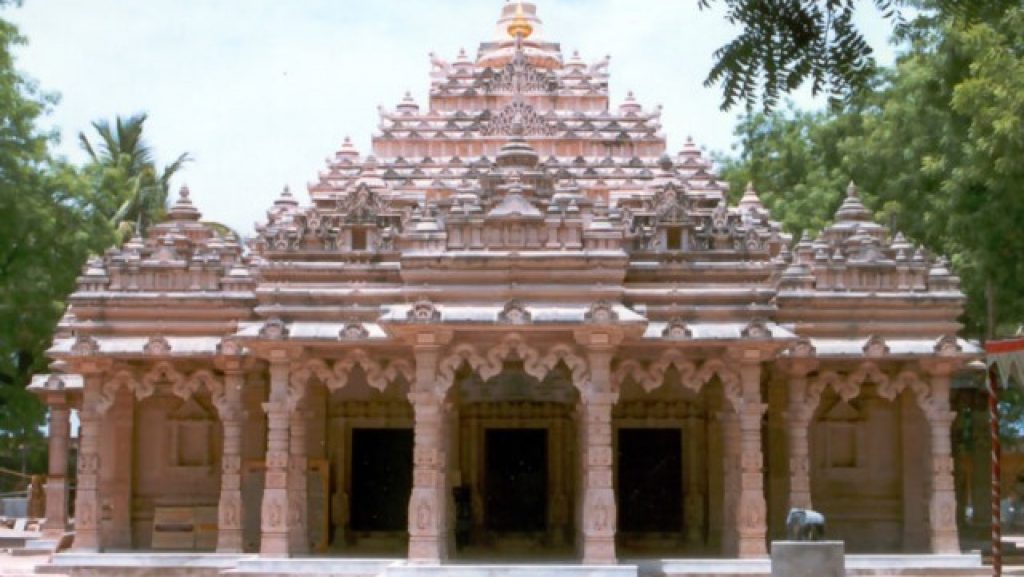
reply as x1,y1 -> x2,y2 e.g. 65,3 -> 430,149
507,1 -> 534,39
739,181 -> 763,212
833,179 -> 871,222
168,184 -> 201,221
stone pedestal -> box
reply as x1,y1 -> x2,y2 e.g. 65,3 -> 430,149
770,541 -> 844,577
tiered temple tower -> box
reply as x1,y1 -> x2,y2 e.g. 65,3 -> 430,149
32,1 -> 982,568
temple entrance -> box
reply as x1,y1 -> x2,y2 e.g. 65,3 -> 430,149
349,428 -> 413,532
484,428 -> 548,532
617,428 -> 683,535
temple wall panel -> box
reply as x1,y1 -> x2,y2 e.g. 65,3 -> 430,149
131,392 -> 222,549
810,388 -> 906,552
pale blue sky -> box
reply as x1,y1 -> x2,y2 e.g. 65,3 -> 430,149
9,1 -> 895,233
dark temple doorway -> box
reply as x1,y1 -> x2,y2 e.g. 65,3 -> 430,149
484,428 -> 548,532
617,428 -> 683,533
350,428 -> 413,532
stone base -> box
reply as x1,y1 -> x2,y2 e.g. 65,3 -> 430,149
384,563 -> 637,577
770,541 -> 843,577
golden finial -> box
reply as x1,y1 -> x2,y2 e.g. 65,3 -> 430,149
507,2 -> 534,39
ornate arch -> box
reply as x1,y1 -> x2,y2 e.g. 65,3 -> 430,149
289,351 -> 413,396
436,344 -> 489,395
96,368 -> 140,414
540,343 -> 588,392
141,362 -> 186,401
878,367 -> 937,420
479,334 -> 546,382
184,369 -> 226,412
435,335 -> 588,396
611,350 -> 740,406
802,361 -> 892,420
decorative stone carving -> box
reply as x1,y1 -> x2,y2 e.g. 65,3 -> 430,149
482,101 -> 553,136
217,337 -> 244,357
934,335 -> 962,357
259,318 -> 289,340
339,323 -> 369,340
584,301 -> 618,323
789,338 -> 817,358
338,184 -> 386,223
45,375 -> 66,391
140,362 -> 186,401
498,300 -> 531,324
143,336 -> 172,356
662,318 -> 692,339
740,319 -> 771,339
407,299 -> 441,323
70,335 -> 99,356
863,335 -> 890,357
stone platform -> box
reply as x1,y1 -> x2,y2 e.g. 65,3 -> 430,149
31,553 -> 991,577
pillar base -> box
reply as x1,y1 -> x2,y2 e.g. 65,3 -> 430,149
581,537 -> 616,565
408,536 -> 445,564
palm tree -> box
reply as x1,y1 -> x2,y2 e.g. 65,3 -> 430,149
79,113 -> 192,237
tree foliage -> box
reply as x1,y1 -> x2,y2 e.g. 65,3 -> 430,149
698,0 -> 1019,111
718,4 -> 1024,339
79,113 -> 192,239
0,10 -> 114,473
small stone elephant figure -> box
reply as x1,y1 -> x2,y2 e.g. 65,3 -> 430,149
786,507 -> 826,541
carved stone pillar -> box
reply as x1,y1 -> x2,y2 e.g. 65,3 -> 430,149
73,372 -> 104,551
736,361 -> 768,558
684,413 -> 705,545
216,369 -> 244,553
107,387 -> 134,548
926,371 -> 959,554
408,345 -> 449,563
719,410 -> 740,556
260,356 -> 292,556
43,400 -> 71,538
785,371 -> 814,511
288,405 -> 309,555
579,345 -> 617,565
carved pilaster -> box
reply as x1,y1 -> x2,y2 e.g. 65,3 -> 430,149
719,410 -> 740,556
785,369 -> 814,511
73,372 -> 104,551
684,414 -> 705,545
216,369 -> 244,553
260,356 -> 292,556
736,361 -> 768,558
288,406 -> 309,555
43,401 -> 71,538
925,371 -> 960,554
579,345 -> 617,565
408,345 -> 449,563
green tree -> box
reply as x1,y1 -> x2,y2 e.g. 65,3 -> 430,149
79,113 -> 191,239
0,6 -> 115,475
698,0 -> 1018,111
718,5 -> 1024,339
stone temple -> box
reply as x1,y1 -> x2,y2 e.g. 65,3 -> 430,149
30,1 -> 988,572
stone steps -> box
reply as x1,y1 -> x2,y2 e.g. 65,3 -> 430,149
381,565 -> 637,577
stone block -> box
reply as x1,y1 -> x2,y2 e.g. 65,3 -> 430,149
770,540 -> 844,577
